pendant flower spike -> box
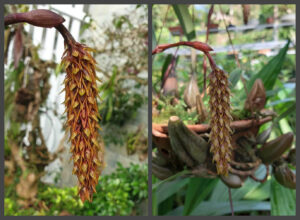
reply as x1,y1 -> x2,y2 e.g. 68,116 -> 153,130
208,67 -> 233,176
61,37 -> 103,203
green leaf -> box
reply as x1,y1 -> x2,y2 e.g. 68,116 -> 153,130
172,5 -> 195,41
160,55 -> 180,83
152,170 -> 189,191
190,201 -> 270,216
229,68 -> 242,89
166,206 -> 184,216
183,178 -> 218,215
55,62 -> 63,76
210,165 -> 267,202
274,102 -> 296,123
154,177 -> 189,205
271,176 -> 296,216
158,194 -> 175,215
266,98 -> 294,107
106,96 -> 113,121
244,179 -> 271,201
248,40 -> 290,91
161,54 -> 173,83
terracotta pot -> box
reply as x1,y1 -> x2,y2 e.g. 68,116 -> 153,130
152,116 -> 272,166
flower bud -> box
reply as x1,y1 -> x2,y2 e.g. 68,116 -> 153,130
244,79 -> 266,112
220,173 -> 243,188
274,163 -> 296,189
257,132 -> 294,164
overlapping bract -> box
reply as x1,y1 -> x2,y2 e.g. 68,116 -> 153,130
61,42 -> 103,203
208,67 -> 232,176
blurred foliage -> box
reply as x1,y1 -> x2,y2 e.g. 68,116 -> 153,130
99,66 -> 145,126
82,6 -> 148,126
152,4 -> 295,216
78,163 -> 148,216
153,166 -> 295,216
5,163 -> 148,216
153,97 -> 199,125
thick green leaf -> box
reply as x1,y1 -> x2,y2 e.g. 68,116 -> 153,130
229,68 -> 242,89
271,176 -> 296,216
190,201 -> 270,216
152,188 -> 158,216
152,176 -> 159,216
274,102 -> 296,123
172,5 -> 195,41
210,165 -> 268,202
154,177 -> 189,205
166,206 -> 184,216
152,170 -> 189,191
183,178 -> 218,215
267,98 -> 294,107
248,40 -> 290,91
158,194 -> 175,215
244,179 -> 271,201
231,165 -> 270,201
160,54 -> 177,83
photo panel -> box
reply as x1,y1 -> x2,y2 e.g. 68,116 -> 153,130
4,4 -> 148,216
151,4 -> 296,216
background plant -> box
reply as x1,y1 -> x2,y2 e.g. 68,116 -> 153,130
84,5 -> 148,126
5,163 -> 148,216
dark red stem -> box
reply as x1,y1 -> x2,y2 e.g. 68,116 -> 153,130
152,41 -> 213,55
5,11 -> 75,48
55,24 -> 76,47
5,9 -> 65,28
152,41 -> 217,71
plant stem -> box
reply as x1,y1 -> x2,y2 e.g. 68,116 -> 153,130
228,187 -> 234,216
55,24 -> 76,47
5,10 -> 75,48
152,41 -> 217,71
4,13 -> 26,26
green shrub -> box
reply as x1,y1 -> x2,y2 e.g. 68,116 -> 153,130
4,163 -> 148,216
77,162 -> 148,216
38,186 -> 83,215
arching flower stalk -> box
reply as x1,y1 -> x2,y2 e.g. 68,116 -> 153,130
58,24 -> 104,203
208,67 -> 233,176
